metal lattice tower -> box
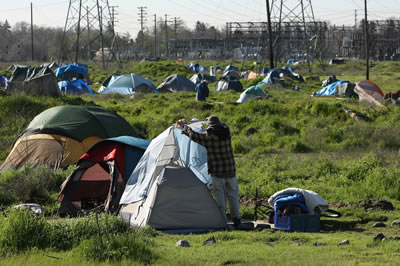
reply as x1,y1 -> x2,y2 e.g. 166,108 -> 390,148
270,0 -> 316,68
59,0 -> 117,67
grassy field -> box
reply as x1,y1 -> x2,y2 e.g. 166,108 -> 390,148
1,59 -> 400,264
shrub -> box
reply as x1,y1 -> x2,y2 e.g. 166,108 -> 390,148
77,233 -> 156,263
0,209 -> 48,255
0,166 -> 69,205
47,213 -> 131,251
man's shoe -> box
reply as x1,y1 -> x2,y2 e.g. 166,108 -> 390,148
233,218 -> 241,230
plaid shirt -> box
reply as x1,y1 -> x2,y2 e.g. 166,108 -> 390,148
182,127 -> 236,177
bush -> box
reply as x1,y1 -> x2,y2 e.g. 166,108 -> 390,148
0,166 -> 70,205
0,209 -> 48,255
77,233 -> 156,263
47,213 -> 131,251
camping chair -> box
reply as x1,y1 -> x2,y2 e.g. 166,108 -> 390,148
253,188 -> 274,224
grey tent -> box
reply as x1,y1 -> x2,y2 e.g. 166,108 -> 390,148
119,121 -> 227,233
6,66 -> 60,97
158,74 -> 196,93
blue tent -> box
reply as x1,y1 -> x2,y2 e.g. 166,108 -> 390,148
187,63 -> 200,73
224,65 -> 239,72
287,59 -> 296,65
55,64 -> 91,84
58,80 -> 94,95
199,65 -> 208,73
313,80 -> 349,96
55,64 -> 88,77
0,75 -> 7,88
100,73 -> 159,95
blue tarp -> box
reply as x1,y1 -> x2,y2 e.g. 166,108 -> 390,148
273,193 -> 308,213
313,80 -> 348,96
55,64 -> 88,78
58,80 -> 94,95
0,75 -> 7,88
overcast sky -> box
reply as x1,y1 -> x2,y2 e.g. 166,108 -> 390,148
0,0 -> 399,37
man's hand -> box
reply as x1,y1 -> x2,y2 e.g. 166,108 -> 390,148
176,119 -> 185,129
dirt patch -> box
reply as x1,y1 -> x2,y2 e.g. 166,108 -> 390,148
330,199 -> 394,211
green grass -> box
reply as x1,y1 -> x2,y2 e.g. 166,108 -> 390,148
2,59 -> 400,264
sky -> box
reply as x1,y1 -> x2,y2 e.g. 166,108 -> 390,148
0,0 -> 399,37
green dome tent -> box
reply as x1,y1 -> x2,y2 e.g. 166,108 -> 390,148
1,106 -> 141,171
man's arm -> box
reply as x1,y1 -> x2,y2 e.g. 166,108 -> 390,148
182,126 -> 210,147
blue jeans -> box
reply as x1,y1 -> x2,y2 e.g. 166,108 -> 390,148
212,176 -> 240,222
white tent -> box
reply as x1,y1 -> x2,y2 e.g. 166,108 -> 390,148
119,121 -> 227,233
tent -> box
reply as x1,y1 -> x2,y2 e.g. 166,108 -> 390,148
187,62 -> 200,73
190,73 -> 218,85
58,136 -> 150,217
58,80 -> 95,95
313,80 -> 357,98
158,74 -> 196,93
119,120 -> 227,233
224,65 -> 239,73
100,73 -> 159,95
98,74 -> 119,92
6,66 -> 60,97
0,106 -> 141,171
214,74 -> 243,92
354,80 -> 385,107
237,83 -> 268,103
55,63 -> 91,84
329,58 -> 346,64
262,68 -> 304,85
0,75 -> 7,88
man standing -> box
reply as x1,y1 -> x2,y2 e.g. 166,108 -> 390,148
177,116 -> 241,229
196,79 -> 209,101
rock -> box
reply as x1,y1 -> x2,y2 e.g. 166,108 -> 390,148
337,239 -> 350,246
14,203 -> 43,216
203,236 -> 216,246
175,240 -> 190,247
312,242 -> 327,246
373,222 -> 386,228
246,127 -> 256,136
373,233 -> 385,241
391,220 -> 400,226
255,223 -> 271,231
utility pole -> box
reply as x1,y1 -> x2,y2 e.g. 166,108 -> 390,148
154,14 -> 157,57
266,0 -> 274,68
75,0 -> 82,63
137,6 -> 147,57
60,0 -> 116,66
30,2 -> 34,62
354,9 -> 357,30
364,0 -> 369,80
173,17 -> 180,58
86,6 -> 90,60
97,0 -> 105,68
165,14 -> 169,57
110,5 -> 119,33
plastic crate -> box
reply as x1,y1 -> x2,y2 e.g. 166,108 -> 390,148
274,209 -> 320,232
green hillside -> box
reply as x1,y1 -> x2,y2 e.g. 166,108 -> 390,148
1,60 -> 400,264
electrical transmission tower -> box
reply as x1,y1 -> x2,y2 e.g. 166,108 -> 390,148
137,6 -> 147,58
270,0 -> 316,70
60,0 -> 118,68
